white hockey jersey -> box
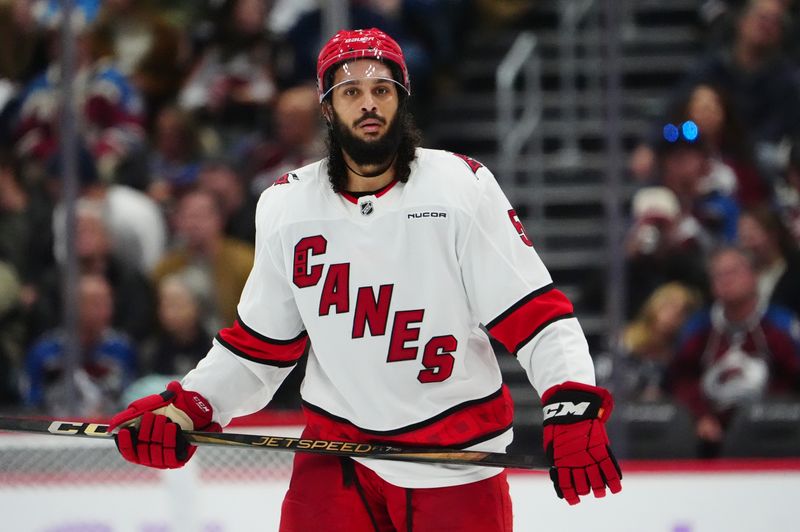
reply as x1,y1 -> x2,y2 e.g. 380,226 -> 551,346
182,148 -> 596,488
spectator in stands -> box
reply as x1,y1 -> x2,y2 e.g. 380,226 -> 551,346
401,0 -> 470,72
699,0 -> 800,54
630,0 -> 800,187
626,136 -> 740,314
358,0 -> 438,97
95,0 -> 189,127
357,0 -> 472,101
738,206 -> 800,316
48,147 -> 167,274
139,273 -> 212,377
0,150 -> 43,286
197,160 -> 257,243
236,84 -> 325,195
33,201 -> 155,343
12,20 -> 147,184
775,138 -> 800,244
0,259 -> 24,406
0,0 -> 48,85
596,282 -> 701,402
152,189 -> 254,331
147,105 -> 205,205
630,84 -> 769,206
686,84 -> 767,205
153,0 -> 220,29
0,0 -> 49,143
667,246 -> 800,457
178,0 -> 278,141
30,0 -> 103,29
23,273 -> 137,416
0,150 -> 56,333
474,0 -> 536,28
660,135 -> 740,244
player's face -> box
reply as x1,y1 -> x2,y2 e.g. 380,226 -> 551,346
329,59 -> 400,143
326,60 -> 405,169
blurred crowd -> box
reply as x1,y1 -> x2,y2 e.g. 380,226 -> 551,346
0,0 -> 798,459
596,0 -> 800,457
0,0 -> 477,416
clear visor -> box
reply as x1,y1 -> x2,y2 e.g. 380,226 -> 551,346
321,61 -> 408,102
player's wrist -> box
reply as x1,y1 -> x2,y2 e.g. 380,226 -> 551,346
161,381 -> 216,431
109,381 -> 217,432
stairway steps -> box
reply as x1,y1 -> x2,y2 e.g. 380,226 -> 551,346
425,0 -> 704,361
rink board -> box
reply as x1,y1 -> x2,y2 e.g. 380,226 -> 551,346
0,426 -> 798,532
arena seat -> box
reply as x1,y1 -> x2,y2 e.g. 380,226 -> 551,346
618,400 -> 696,459
722,399 -> 800,458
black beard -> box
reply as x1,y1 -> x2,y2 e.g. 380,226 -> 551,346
325,103 -> 422,193
331,109 -> 403,168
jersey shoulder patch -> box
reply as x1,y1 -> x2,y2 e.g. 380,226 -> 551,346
449,152 -> 484,175
271,172 -> 300,187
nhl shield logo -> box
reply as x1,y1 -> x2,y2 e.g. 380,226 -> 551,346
360,200 -> 374,216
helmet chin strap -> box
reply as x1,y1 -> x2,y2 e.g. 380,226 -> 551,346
344,153 -> 397,178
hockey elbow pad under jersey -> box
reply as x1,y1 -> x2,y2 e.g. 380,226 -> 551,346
541,381 -> 623,505
109,381 -> 221,469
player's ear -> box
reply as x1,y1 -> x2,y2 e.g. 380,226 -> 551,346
321,102 -> 333,127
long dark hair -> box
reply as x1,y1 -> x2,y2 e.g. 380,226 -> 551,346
676,83 -> 754,162
325,103 -> 422,193
741,205 -> 799,259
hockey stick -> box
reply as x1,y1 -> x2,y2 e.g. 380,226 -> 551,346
0,416 -> 549,470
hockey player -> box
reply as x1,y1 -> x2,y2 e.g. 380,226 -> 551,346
109,28 -> 622,530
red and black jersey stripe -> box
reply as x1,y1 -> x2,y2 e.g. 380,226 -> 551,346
216,316 -> 308,367
302,386 -> 514,449
487,284 -> 575,355
340,180 -> 399,204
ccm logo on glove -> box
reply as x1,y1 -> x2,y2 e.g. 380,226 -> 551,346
542,401 -> 592,420
192,395 -> 211,413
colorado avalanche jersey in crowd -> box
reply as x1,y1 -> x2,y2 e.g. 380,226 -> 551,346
669,303 -> 800,416
182,148 -> 596,487
24,329 -> 136,414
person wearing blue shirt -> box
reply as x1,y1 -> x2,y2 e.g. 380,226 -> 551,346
23,274 -> 136,415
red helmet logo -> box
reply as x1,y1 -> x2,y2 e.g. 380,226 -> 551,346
316,28 -> 411,102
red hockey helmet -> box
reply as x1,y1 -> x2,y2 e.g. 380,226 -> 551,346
316,28 -> 411,102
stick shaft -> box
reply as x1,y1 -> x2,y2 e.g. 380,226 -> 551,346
0,416 -> 548,470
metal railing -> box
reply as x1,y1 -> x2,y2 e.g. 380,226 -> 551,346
556,0 -> 599,166
495,32 -> 543,214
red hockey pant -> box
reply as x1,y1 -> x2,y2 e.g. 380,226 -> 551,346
279,452 -> 513,531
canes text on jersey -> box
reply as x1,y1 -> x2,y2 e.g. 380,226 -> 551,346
293,235 -> 456,383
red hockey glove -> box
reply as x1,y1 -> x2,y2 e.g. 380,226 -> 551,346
541,381 -> 622,505
108,381 -> 221,469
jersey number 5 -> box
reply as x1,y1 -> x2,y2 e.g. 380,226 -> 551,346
508,209 -> 533,247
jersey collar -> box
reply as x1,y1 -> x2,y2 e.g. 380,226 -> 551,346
340,179 -> 399,204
